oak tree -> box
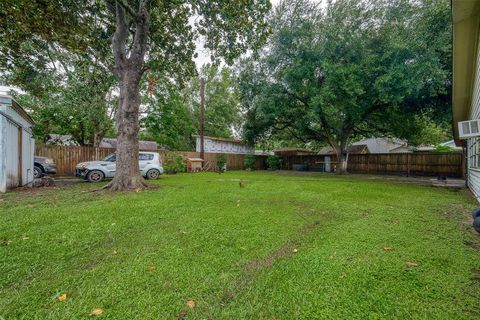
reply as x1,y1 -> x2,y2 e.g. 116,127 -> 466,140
239,0 -> 451,173
0,0 -> 271,190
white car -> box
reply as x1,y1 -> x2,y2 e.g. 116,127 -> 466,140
75,152 -> 164,182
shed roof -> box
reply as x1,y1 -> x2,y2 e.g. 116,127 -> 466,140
0,94 -> 35,125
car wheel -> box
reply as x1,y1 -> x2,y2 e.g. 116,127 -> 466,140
87,170 -> 105,182
146,169 -> 160,180
34,166 -> 43,179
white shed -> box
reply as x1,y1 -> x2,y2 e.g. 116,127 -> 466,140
0,95 -> 35,192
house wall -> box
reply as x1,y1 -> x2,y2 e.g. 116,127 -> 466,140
467,30 -> 480,202
195,137 -> 253,154
0,99 -> 35,192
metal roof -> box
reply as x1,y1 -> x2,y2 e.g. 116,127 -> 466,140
0,94 -> 35,125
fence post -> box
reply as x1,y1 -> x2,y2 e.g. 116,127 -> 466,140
366,154 -> 369,174
407,153 -> 410,176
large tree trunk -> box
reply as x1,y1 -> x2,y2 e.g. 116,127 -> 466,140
335,149 -> 349,174
105,1 -> 150,191
107,72 -> 148,190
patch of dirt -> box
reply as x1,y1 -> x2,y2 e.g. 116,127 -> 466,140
177,310 -> 187,320
245,241 -> 294,272
219,220 -> 322,306
441,203 -> 480,318
298,220 -> 321,233
465,241 -> 480,251
464,269 -> 480,318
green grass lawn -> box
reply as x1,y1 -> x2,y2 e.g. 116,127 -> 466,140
1,171 -> 480,319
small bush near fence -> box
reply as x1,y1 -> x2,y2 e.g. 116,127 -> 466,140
266,155 -> 282,170
244,154 -> 256,170
163,153 -> 186,174
216,154 -> 227,173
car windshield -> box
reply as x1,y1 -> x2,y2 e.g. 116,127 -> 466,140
103,154 -> 116,162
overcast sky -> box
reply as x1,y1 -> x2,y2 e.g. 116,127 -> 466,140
193,0 -> 325,69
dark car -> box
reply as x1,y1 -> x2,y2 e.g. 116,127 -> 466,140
34,156 -> 57,178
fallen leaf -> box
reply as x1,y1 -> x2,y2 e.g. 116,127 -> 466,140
148,265 -> 156,271
383,246 -> 394,251
58,293 -> 67,302
406,261 -> 418,267
112,250 -> 117,255
186,299 -> 196,309
90,308 -> 103,316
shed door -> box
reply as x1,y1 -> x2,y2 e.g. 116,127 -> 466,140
5,119 -> 19,189
18,127 -> 22,185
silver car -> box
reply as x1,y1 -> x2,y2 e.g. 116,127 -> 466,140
75,152 -> 164,182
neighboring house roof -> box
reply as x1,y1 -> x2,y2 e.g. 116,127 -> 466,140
254,150 -> 274,155
440,140 -> 463,150
45,134 -> 79,146
99,138 -> 158,151
352,137 -> 411,154
318,145 -> 368,155
318,137 -> 412,154
318,146 -> 335,155
348,145 -> 369,154
414,145 -> 435,152
452,1 -> 480,140
193,135 -> 246,145
273,148 -> 317,156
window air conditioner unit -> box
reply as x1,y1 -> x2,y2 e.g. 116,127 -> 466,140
458,120 -> 480,139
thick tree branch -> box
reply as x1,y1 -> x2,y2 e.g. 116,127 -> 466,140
116,0 -> 138,19
110,2 -> 129,80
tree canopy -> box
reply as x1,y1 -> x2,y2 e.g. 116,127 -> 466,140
140,64 -> 241,150
239,0 -> 451,173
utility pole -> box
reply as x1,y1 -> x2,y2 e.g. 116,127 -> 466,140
199,78 -> 205,163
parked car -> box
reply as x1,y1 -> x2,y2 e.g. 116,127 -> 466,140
34,156 -> 57,179
75,152 -> 164,182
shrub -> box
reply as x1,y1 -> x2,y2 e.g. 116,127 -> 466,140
216,154 -> 227,173
163,153 -> 186,174
433,145 -> 456,153
266,155 -> 282,170
244,154 -> 256,170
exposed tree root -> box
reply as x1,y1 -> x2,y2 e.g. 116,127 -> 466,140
103,175 -> 149,192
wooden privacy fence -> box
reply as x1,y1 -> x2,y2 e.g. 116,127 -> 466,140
35,145 -> 266,175
35,145 -> 464,178
281,153 -> 465,178
35,145 -> 115,175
